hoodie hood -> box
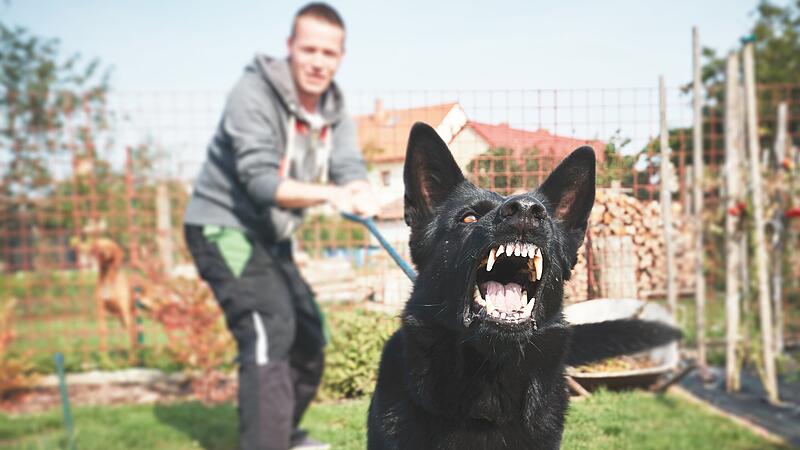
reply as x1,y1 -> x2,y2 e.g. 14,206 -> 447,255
253,53 -> 346,125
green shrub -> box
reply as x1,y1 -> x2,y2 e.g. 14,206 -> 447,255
320,307 -> 399,400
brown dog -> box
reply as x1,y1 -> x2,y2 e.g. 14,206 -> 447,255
90,238 -> 133,330
74,237 -> 137,354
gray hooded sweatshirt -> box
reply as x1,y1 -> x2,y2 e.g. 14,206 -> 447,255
184,55 -> 367,242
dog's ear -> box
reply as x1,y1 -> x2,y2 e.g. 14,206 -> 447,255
403,122 -> 465,227
538,147 -> 596,243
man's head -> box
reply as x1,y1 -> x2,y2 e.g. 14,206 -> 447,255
287,3 -> 345,106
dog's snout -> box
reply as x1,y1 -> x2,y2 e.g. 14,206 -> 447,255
499,195 -> 544,221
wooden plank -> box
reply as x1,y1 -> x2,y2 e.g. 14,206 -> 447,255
742,42 -> 779,404
156,183 -> 174,272
692,27 -> 707,375
724,52 -> 744,392
659,76 -> 678,315
592,235 -> 638,299
771,102 -> 788,355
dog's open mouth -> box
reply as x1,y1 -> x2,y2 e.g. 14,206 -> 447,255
469,242 -> 543,326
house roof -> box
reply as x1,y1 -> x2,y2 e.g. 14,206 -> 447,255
463,121 -> 605,162
356,102 -> 458,163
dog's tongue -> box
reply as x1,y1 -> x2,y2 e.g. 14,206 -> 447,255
482,281 -> 526,312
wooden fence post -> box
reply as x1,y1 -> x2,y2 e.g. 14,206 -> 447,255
659,76 -> 678,315
124,148 -> 141,365
724,52 -> 744,392
742,42 -> 779,404
156,183 -> 174,273
692,27 -> 707,375
771,102 -> 788,355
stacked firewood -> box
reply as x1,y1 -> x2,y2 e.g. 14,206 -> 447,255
564,189 -> 695,303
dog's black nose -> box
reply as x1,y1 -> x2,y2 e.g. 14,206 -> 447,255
500,195 -> 545,221
499,195 -> 546,234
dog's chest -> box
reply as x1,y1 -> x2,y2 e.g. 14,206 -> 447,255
395,404 -> 565,450
402,367 -> 568,449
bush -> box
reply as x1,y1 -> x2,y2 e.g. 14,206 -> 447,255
0,298 -> 36,399
137,259 -> 236,404
320,307 -> 399,400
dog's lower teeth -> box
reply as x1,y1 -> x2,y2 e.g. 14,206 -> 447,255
524,297 -> 536,317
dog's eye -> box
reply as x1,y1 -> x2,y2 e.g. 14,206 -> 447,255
461,214 -> 479,224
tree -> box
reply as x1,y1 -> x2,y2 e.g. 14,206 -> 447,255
694,1 -> 799,162
0,22 -> 110,269
701,1 -> 800,88
0,22 -> 110,197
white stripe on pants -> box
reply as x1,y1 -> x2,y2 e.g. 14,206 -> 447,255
252,311 -> 269,366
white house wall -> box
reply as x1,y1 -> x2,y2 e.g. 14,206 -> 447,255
448,126 -> 491,174
368,161 -> 405,205
434,104 -> 469,145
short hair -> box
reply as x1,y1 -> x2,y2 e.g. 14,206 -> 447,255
291,3 -> 345,38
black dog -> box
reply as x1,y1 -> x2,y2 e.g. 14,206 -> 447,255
367,123 -> 681,450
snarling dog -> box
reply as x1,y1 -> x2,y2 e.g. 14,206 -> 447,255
367,123 -> 681,450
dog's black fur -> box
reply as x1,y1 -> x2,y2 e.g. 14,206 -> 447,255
367,123 -> 682,450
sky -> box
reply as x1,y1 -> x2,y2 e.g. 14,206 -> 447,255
3,0 -> 767,92
0,0 -> 777,172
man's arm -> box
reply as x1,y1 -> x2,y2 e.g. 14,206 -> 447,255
274,178 -> 340,209
325,116 -> 379,217
275,178 -> 376,217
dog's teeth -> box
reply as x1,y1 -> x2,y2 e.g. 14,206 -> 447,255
528,245 -> 535,258
524,297 -> 536,317
522,290 -> 527,302
534,248 -> 543,280
496,244 -> 504,257
521,246 -> 528,258
506,244 -> 513,257
513,244 -> 521,256
486,248 -> 496,272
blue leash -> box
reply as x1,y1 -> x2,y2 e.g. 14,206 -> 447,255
340,212 -> 417,282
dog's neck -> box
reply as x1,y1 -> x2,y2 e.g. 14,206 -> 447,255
98,256 -> 123,280
401,314 -> 571,423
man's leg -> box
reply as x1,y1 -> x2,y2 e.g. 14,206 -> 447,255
185,225 -> 298,450
272,243 -> 327,435
232,314 -> 294,450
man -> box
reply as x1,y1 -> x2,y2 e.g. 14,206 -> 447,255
183,4 -> 376,449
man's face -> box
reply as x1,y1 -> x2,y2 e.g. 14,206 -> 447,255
288,16 -> 345,101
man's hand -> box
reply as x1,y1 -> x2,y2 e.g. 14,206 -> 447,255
274,178 -> 379,218
342,180 -> 380,218
325,187 -> 355,215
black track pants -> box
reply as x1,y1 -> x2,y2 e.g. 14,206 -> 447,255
185,225 -> 326,450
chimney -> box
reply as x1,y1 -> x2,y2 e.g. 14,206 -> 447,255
374,98 -> 385,123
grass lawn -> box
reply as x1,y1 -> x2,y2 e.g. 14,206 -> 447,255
9,315 -> 173,373
0,391 -> 788,450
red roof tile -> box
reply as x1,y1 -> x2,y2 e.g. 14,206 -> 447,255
356,102 -> 458,163
464,122 -> 605,162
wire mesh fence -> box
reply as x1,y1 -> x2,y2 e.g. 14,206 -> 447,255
1,84 -> 798,367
